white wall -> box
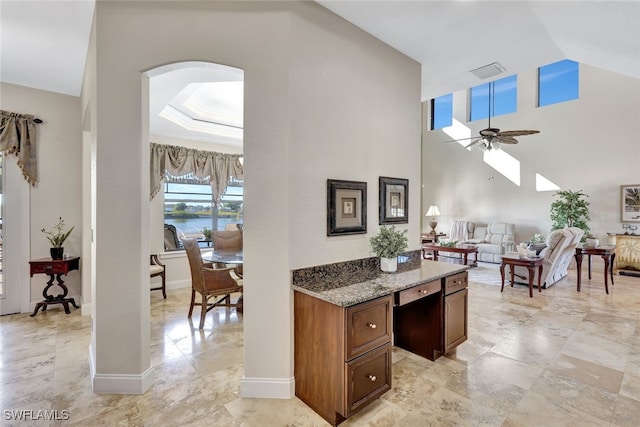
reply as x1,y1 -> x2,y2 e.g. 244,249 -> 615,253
422,64 -> 640,244
86,0 -> 421,397
0,82 -> 83,308
288,2 -> 422,268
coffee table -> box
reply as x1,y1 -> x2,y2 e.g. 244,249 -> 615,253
421,243 -> 478,266
500,253 -> 543,298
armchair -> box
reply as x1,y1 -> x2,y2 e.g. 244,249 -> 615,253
511,227 -> 584,288
164,224 -> 181,251
150,254 -> 166,299
183,239 -> 243,329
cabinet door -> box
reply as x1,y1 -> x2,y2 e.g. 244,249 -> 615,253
444,288 -> 468,353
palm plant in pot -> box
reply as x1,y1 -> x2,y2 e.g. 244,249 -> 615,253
41,217 -> 74,259
549,189 -> 591,239
369,225 -> 408,273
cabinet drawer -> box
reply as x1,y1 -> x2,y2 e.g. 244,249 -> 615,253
30,263 -> 64,275
346,296 -> 392,360
344,342 -> 392,417
444,272 -> 468,295
397,279 -> 440,306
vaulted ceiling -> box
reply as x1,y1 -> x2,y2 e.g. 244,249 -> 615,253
2,1 -> 638,143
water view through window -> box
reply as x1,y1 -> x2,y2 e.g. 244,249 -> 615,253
164,180 -> 243,240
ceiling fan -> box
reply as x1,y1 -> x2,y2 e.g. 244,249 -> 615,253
445,81 -> 540,151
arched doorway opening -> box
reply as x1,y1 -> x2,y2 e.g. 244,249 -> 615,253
142,61 -> 245,355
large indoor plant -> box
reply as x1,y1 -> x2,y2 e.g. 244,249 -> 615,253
41,217 -> 74,259
549,189 -> 590,237
369,225 -> 408,273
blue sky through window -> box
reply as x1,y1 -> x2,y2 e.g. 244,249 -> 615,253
538,59 -> 579,107
470,75 -> 517,122
431,93 -> 453,130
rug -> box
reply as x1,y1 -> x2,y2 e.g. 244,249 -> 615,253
467,262 -> 503,286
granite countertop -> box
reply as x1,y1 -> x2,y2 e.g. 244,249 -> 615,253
292,260 -> 469,307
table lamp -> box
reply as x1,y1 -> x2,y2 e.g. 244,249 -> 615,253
426,205 -> 441,234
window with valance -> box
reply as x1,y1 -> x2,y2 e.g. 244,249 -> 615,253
0,110 -> 40,185
150,143 -> 243,203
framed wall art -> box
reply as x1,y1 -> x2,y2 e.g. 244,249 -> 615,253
327,179 -> 367,236
621,184 -> 640,222
379,176 -> 408,224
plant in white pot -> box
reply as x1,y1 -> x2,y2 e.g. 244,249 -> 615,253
369,225 -> 408,273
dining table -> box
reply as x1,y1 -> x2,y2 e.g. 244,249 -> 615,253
202,249 -> 243,266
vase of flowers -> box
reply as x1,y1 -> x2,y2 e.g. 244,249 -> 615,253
369,225 -> 408,273
41,217 -> 74,259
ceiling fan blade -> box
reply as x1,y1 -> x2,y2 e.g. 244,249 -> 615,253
498,129 -> 540,137
464,138 -> 483,149
496,135 -> 518,144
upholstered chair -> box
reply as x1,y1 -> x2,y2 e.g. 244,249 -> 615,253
511,227 -> 583,288
150,254 -> 166,299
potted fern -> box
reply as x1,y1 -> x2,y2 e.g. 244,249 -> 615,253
369,225 -> 408,273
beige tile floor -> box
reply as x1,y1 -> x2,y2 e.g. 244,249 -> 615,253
1,262 -> 639,426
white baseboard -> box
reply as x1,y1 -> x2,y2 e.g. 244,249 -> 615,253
240,376 -> 295,399
81,302 -> 92,316
89,344 -> 155,394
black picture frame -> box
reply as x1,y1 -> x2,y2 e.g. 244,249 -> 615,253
379,176 -> 408,224
327,179 -> 367,236
621,184 -> 640,222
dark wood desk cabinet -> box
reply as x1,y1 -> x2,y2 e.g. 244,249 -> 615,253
394,271 -> 468,361
293,269 -> 469,425
294,293 -> 392,426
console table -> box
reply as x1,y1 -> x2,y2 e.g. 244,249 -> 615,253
609,234 -> 640,275
29,256 -> 80,317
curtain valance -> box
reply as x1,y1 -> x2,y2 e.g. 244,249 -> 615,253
150,143 -> 243,204
0,110 -> 39,185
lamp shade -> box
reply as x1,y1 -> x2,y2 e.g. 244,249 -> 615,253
426,205 -> 441,217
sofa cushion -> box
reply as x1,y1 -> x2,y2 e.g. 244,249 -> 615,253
477,243 -> 503,255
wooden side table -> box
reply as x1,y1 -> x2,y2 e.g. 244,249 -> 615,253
574,245 -> 615,294
29,256 -> 80,317
500,253 -> 543,298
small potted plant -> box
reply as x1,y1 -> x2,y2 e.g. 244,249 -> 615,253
41,217 -> 74,259
202,227 -> 212,240
370,225 -> 408,273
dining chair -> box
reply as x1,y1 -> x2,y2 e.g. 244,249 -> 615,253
183,238 -> 243,329
211,229 -> 243,251
150,254 -> 166,299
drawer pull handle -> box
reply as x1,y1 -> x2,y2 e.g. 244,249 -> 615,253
420,289 -> 429,294
367,374 -> 377,382
367,323 -> 377,329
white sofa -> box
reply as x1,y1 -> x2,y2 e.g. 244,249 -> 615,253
511,227 -> 584,288
443,221 -> 515,264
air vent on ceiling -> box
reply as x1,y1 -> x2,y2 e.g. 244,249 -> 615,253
469,62 -> 506,80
